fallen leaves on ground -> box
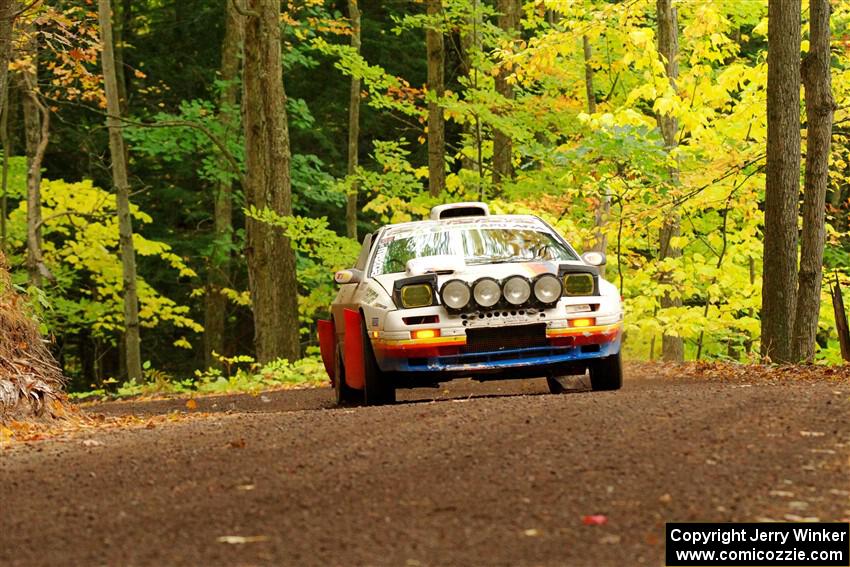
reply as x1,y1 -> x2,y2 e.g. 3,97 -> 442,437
0,408 -> 212,448
627,361 -> 850,383
582,515 -> 608,526
217,536 -> 269,544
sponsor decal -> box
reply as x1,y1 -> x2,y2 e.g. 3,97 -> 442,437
363,287 -> 379,304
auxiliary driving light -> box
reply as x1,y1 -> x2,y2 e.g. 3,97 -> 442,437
400,284 -> 433,308
533,274 -> 562,305
503,276 -> 532,306
441,279 -> 471,310
472,278 -> 501,308
411,329 -> 440,340
564,273 -> 594,296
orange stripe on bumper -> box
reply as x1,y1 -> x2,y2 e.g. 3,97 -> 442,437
547,323 -> 622,347
545,322 -> 622,338
373,335 -> 465,358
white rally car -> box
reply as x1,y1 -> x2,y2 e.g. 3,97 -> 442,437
317,202 -> 624,405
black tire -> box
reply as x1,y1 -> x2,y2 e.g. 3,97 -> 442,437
361,318 -> 395,405
333,342 -> 361,406
589,352 -> 623,391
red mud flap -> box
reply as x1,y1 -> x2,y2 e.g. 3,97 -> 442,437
316,320 -> 335,380
342,309 -> 365,390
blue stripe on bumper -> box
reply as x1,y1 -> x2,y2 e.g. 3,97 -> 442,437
379,337 -> 621,373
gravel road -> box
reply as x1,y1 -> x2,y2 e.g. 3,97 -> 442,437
1,371 -> 848,566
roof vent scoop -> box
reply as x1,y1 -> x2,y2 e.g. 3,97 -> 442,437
430,202 -> 490,220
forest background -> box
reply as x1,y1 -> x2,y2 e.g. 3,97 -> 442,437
1,0 -> 848,396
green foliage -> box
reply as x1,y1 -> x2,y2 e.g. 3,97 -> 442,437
77,354 -> 329,399
6,178 -> 202,344
20,0 -> 850,395
0,156 -> 28,199
246,206 -> 360,329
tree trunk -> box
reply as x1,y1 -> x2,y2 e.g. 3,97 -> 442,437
0,86 -> 10,252
112,0 -> 128,114
242,0 -> 300,364
792,0 -> 833,362
656,0 -> 683,362
98,0 -> 143,382
761,0 -> 801,363
204,0 -> 244,370
345,0 -> 360,238
586,34 -> 609,273
0,1 -> 12,254
426,0 -> 445,197
0,0 -> 12,117
18,16 -> 49,287
832,278 -> 850,362
582,35 -> 596,114
492,0 -> 521,187
459,0 -> 481,173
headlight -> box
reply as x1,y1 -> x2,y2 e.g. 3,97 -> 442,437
472,278 -> 501,308
503,276 -> 531,305
563,273 -> 594,296
441,279 -> 471,310
400,284 -> 433,308
533,274 -> 562,305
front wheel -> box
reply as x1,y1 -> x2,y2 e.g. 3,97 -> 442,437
361,319 -> 395,406
589,352 -> 623,391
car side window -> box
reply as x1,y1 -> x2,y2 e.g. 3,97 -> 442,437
354,233 -> 374,271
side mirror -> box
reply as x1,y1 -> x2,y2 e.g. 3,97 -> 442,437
582,251 -> 607,267
334,268 -> 363,285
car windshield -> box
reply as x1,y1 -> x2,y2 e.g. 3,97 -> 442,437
370,225 -> 578,276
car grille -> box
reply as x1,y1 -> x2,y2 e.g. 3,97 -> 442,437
463,324 -> 548,354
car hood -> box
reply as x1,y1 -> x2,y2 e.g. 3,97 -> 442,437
372,260 -> 587,296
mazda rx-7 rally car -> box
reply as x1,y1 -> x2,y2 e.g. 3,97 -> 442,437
317,202 -> 624,405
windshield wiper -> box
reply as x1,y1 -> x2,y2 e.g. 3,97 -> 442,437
468,255 -> 536,265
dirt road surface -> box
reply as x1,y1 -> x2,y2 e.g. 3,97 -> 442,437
2,371 -> 848,566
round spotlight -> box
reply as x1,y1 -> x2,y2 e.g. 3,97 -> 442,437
441,279 -> 471,310
503,276 -> 532,306
472,278 -> 501,308
533,274 -> 562,305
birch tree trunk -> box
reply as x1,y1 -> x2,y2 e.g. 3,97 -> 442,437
761,0 -> 801,363
18,15 -> 49,287
242,0 -> 300,364
0,0 -> 12,116
112,0 -> 129,114
0,86 -> 11,252
98,0 -> 143,382
656,0 -> 683,362
492,0 -> 521,187
0,1 -> 12,254
426,0 -> 445,197
345,0 -> 360,238
792,0 -> 833,362
204,0 -> 244,369
586,34 -> 610,273
459,0 -> 481,173
582,36 -> 596,114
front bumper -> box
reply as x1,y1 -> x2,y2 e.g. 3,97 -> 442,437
373,322 -> 622,373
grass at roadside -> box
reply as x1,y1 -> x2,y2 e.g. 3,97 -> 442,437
69,354 -> 329,403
